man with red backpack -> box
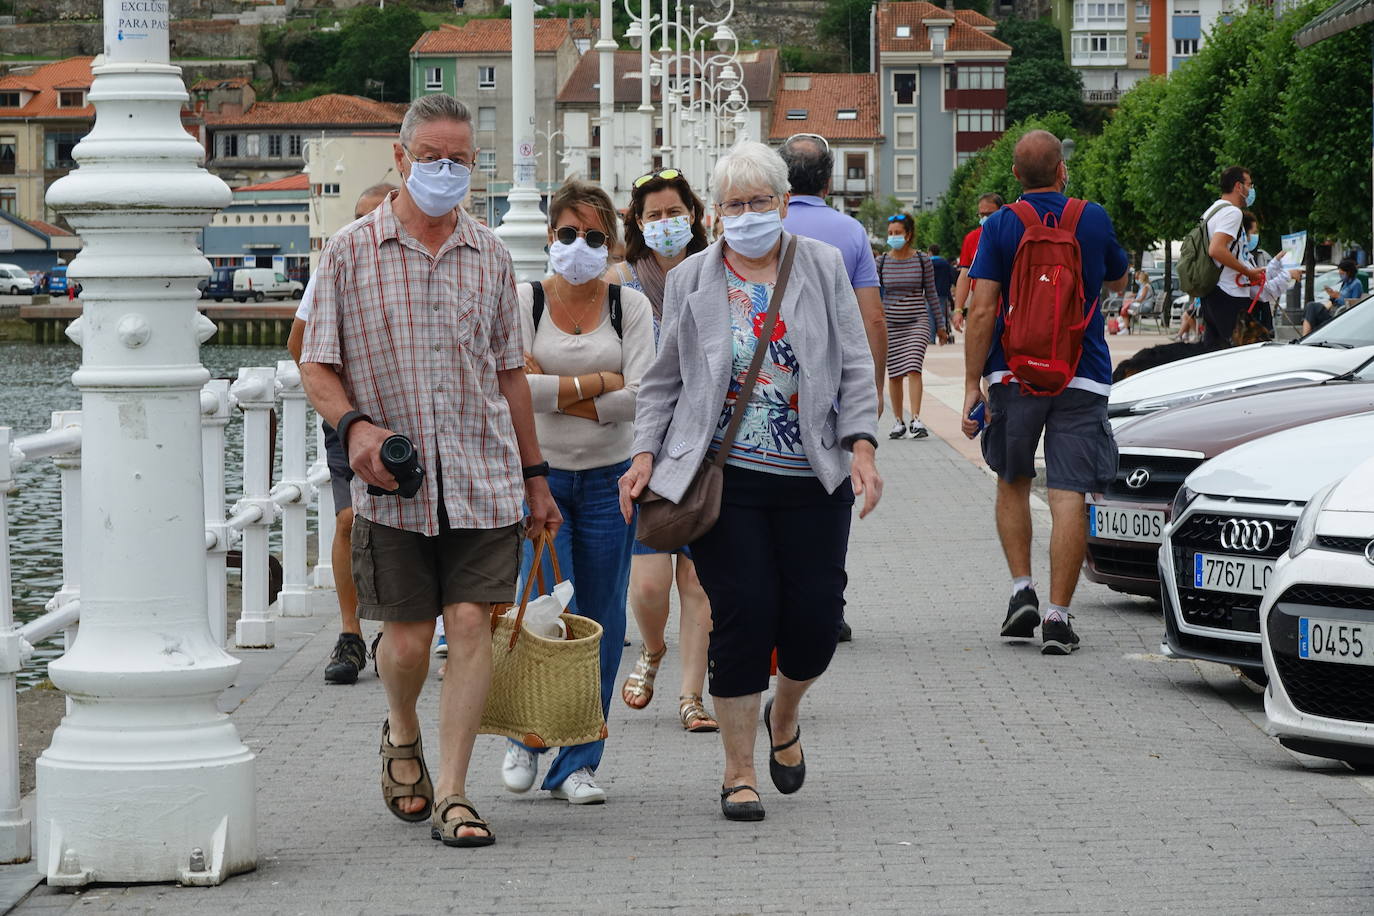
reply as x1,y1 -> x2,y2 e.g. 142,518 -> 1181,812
960,130 -> 1129,655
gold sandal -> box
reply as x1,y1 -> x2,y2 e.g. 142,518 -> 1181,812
621,644 -> 666,709
379,719 -> 434,823
679,693 -> 719,733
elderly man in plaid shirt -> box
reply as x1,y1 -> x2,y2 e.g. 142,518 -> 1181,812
301,93 -> 560,849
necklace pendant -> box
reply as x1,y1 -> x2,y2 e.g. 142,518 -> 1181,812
573,324 -> 582,334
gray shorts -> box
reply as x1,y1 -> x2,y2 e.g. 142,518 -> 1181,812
321,421 -> 353,512
981,384 -> 1118,494
351,516 -> 522,622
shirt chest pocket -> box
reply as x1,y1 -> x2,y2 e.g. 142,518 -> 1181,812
430,285 -> 480,350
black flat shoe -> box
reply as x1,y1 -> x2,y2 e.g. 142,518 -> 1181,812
763,697 -> 806,795
720,784 -> 765,821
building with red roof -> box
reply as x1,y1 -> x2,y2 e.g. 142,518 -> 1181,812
201,171 -> 311,281
0,58 -> 96,226
769,73 -> 882,219
872,2 -> 1011,211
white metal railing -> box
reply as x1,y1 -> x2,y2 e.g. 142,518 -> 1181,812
1,363 -> 336,864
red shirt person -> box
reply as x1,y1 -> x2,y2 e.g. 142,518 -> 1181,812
951,192 -> 1004,331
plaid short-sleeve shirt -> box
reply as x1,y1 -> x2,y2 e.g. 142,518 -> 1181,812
300,193 -> 525,536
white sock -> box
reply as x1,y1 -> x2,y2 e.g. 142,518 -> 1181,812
1044,604 -> 1070,624
1011,577 -> 1033,598
436,616 -> 446,638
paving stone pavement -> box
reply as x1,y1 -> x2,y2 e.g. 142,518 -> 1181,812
14,429 -> 1374,915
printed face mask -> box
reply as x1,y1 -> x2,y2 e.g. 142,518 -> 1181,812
406,158 -> 471,218
886,235 -> 906,250
642,215 -> 693,257
548,237 -> 608,286
721,210 -> 783,259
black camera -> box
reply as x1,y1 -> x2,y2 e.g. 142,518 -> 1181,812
366,434 -> 425,499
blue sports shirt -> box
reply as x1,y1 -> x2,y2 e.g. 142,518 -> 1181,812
968,192 -> 1128,395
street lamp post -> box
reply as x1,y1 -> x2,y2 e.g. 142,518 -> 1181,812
494,0 -> 549,281
535,120 -> 569,190
34,0 -> 256,887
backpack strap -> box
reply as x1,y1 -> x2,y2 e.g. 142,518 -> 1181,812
1009,200 -> 1040,229
531,280 -> 545,331
608,283 -> 623,339
1059,198 -> 1087,235
878,253 -> 886,286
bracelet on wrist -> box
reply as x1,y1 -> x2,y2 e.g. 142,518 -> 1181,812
573,375 -> 584,400
597,371 -> 607,396
335,410 -> 373,449
522,461 -> 550,480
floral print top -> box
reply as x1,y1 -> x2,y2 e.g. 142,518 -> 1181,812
711,260 -> 813,477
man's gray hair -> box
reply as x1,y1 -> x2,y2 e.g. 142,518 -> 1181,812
712,141 -> 791,204
400,94 -> 473,146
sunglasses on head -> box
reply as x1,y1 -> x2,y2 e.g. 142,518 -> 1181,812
633,168 -> 683,189
888,215 -> 907,222
555,226 -> 608,249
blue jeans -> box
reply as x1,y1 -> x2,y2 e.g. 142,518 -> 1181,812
514,459 -> 633,789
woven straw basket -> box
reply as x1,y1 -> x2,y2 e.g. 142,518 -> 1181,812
478,532 -> 607,749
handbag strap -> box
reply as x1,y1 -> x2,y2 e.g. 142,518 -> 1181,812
491,530 -> 564,649
713,235 -> 798,469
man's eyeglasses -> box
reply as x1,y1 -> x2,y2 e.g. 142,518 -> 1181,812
718,195 -> 778,218
784,132 -> 830,153
633,168 -> 683,189
404,146 -> 477,172
554,226 -> 608,249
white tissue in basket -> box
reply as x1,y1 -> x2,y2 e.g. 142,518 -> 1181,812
504,579 -> 575,639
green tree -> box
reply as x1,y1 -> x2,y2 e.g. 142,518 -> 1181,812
994,18 -> 1084,127
326,4 -> 427,102
818,0 -> 875,72
857,194 -> 909,239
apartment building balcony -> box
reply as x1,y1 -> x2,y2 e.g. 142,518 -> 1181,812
1083,87 -> 1124,103
840,176 -> 872,194
1071,50 -> 1128,66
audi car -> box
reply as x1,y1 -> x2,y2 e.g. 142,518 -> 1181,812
1108,293 -> 1374,420
1261,453 -> 1374,770
1158,411 -> 1374,680
1087,360 -> 1374,598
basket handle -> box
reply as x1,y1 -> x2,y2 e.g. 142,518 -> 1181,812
492,530 -> 563,650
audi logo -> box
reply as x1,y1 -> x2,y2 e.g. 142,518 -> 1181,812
1220,519 -> 1275,553
1125,468 -> 1151,489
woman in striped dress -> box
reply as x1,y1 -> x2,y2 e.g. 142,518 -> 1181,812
880,214 -> 947,439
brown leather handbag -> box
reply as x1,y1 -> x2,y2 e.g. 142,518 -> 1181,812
635,237 -> 798,551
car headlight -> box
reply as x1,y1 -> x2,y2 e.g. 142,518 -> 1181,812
1289,479 -> 1341,559
1170,485 -> 1199,521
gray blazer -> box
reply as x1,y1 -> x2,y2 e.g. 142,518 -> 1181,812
630,231 -> 878,502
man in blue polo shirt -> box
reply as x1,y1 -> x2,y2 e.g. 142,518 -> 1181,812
961,130 -> 1129,656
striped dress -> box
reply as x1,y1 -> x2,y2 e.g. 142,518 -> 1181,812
880,251 -> 943,377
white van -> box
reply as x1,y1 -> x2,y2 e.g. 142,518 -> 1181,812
0,264 -> 36,295
232,267 -> 304,302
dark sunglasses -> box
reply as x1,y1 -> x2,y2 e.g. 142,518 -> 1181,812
555,226 -> 608,249
633,168 -> 683,189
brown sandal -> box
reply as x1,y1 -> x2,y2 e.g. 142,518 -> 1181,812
621,644 -> 666,709
679,693 -> 719,732
430,794 -> 495,848
379,720 -> 434,823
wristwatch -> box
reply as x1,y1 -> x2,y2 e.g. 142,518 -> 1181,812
522,461 -> 551,480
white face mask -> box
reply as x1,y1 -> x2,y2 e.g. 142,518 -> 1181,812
721,210 -> 783,259
548,237 -> 608,286
405,157 -> 471,218
642,215 -> 693,257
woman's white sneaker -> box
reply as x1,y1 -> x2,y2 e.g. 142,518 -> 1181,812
550,766 -> 606,805
909,418 -> 930,439
501,743 -> 538,793
888,420 -> 908,440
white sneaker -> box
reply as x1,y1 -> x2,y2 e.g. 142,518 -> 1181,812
501,743 -> 538,793
909,418 -> 930,439
549,766 -> 606,805
888,420 -> 908,440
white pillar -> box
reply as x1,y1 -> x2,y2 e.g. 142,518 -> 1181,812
36,14 -> 256,885
494,0 -> 549,282
0,428 -> 30,865
201,379 -> 231,647
639,0 -> 654,173
310,415 -> 337,589
232,367 -> 278,648
273,360 -> 312,617
597,0 -> 617,201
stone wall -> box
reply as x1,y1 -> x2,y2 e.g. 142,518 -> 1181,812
0,18 -> 262,58
730,0 -> 827,50
6,0 -> 256,22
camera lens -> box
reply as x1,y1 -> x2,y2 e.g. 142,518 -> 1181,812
380,436 -> 414,465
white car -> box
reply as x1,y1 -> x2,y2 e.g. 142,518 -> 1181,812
1158,411 -> 1374,680
1261,454 -> 1374,770
1109,294 -> 1374,419
0,263 -> 36,295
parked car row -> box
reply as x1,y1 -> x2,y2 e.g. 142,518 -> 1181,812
1088,294 -> 1374,770
200,266 -> 304,303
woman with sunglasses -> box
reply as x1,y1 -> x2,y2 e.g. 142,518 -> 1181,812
501,180 -> 656,805
606,169 -> 720,734
880,213 -> 947,440
619,141 -> 882,822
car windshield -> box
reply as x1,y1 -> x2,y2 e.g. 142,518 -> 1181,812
1302,294 -> 1374,348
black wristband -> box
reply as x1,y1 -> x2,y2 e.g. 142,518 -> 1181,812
522,461 -> 551,480
843,433 -> 879,451
335,410 -> 373,449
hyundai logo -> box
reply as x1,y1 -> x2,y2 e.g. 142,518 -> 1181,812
1220,519 -> 1276,553
1125,468 -> 1151,489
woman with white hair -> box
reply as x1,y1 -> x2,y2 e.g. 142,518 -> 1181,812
618,141 -> 882,822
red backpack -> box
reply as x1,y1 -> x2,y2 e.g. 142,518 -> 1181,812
1000,198 -> 1094,396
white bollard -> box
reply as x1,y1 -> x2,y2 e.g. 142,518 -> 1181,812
36,44 -> 256,886
311,415 -> 337,589
232,367 -> 278,648
201,380 -> 232,647
0,427 -> 32,865
273,360 -> 312,617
